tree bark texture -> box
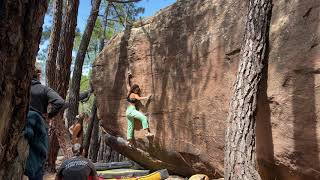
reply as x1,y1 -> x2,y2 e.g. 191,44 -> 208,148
97,129 -> 123,162
224,0 -> 272,179
46,125 -> 60,172
99,3 -> 110,52
55,0 -> 79,98
89,113 -> 100,162
97,132 -> 106,161
110,149 -> 120,162
45,0 -> 64,171
83,98 -> 97,157
0,0 -> 48,179
46,0 -> 63,88
67,0 -> 102,127
48,0 -> 80,167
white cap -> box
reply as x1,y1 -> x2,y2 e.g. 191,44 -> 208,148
72,143 -> 81,155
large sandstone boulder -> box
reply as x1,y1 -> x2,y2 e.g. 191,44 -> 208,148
92,0 -> 320,179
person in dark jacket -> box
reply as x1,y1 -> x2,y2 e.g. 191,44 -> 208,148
29,65 -> 65,118
24,62 -> 65,180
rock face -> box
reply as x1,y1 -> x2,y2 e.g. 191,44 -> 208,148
92,0 -> 320,179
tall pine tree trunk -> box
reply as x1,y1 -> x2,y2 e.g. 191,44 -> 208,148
55,0 -> 80,157
46,127 -> 60,172
45,0 -> 63,171
224,0 -> 272,179
46,0 -> 62,88
47,0 -> 80,170
56,0 -> 79,99
99,2 -> 110,52
83,98 -> 97,157
89,112 -> 100,162
0,0 -> 48,179
67,0 -> 102,126
97,130 -> 110,162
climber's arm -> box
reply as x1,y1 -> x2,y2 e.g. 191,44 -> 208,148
133,93 -> 152,101
126,71 -> 132,92
69,124 -> 74,135
72,124 -> 82,139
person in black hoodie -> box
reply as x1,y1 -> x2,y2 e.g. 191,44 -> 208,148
24,62 -> 65,180
29,65 -> 65,118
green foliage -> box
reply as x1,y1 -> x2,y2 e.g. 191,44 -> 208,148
40,26 -> 52,45
79,95 -> 94,115
34,0 -> 146,114
72,28 -> 83,51
110,2 -> 145,25
82,18 -> 104,69
80,75 -> 90,91
79,74 -> 94,115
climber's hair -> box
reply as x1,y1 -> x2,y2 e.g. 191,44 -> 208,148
33,62 -> 41,79
130,84 -> 141,95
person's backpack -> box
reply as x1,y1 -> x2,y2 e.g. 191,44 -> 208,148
24,111 -> 48,177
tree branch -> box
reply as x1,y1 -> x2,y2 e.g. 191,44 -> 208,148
97,15 -> 121,22
108,0 -> 141,3
111,3 -> 126,27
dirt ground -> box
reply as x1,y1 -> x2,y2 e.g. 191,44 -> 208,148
43,173 -> 56,180
23,173 -> 55,180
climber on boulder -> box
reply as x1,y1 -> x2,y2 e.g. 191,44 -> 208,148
126,71 -> 153,147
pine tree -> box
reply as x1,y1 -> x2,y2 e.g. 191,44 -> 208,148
224,0 -> 272,179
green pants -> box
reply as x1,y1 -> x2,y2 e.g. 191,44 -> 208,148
126,106 -> 149,140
